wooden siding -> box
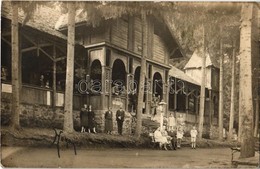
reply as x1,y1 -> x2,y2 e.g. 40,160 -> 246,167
111,19 -> 128,49
133,17 -> 142,55
79,16 -> 171,67
82,28 -> 106,46
21,85 -> 52,105
153,34 -> 166,63
90,48 -> 105,66
90,30 -> 106,44
185,68 -> 212,89
147,17 -> 154,59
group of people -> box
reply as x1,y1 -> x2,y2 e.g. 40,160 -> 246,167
104,106 -> 125,135
80,104 -> 97,133
153,126 -> 177,150
153,113 -> 198,150
80,105 -> 125,135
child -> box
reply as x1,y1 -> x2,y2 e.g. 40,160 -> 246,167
168,113 -> 176,131
176,126 -> 184,148
190,126 -> 198,149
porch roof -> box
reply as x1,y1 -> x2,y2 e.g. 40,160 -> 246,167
1,1 -> 67,40
169,65 -> 200,86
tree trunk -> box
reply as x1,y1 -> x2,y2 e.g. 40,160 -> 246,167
254,95 -> 259,137
218,36 -> 224,140
63,2 -> 76,133
228,42 -> 236,141
135,12 -> 147,138
198,26 -> 206,139
239,3 -> 256,158
10,2 -> 21,130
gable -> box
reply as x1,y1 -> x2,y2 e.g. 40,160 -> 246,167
184,48 -> 219,69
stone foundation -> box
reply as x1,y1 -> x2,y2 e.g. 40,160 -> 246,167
93,109 -> 132,134
1,94 -> 133,134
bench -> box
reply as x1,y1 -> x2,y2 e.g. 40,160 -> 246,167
149,133 -> 174,150
51,128 -> 77,158
231,147 -> 259,168
149,133 -> 161,149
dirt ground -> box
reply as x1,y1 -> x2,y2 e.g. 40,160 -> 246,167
2,146 -> 239,168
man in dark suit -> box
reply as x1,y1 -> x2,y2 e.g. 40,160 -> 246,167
116,106 -> 125,135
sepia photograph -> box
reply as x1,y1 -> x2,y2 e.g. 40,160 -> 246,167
1,1 -> 260,168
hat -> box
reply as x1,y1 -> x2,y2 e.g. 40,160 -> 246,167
159,100 -> 167,105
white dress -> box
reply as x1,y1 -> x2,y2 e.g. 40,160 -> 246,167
154,130 -> 168,144
168,116 -> 176,127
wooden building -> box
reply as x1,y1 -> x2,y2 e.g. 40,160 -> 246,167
1,2 -> 86,129
1,2 -> 187,132
1,2 -> 220,134
56,13 -> 185,115
183,49 -> 220,126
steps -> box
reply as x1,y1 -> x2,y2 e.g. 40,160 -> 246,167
142,114 -> 160,130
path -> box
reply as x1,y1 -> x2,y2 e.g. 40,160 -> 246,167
2,147 -> 234,168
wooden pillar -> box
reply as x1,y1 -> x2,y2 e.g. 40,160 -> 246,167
145,65 -> 152,115
101,48 -> 107,110
52,46 -> 56,108
108,69 -> 112,108
149,76 -> 154,115
174,77 -> 177,117
101,65 -> 106,109
163,71 -> 169,117
126,73 -> 130,111
165,82 -> 169,118
185,94 -> 189,117
145,77 -> 149,114
209,90 -> 212,126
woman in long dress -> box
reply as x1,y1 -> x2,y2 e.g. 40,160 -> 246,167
104,107 -> 113,134
154,127 -> 168,150
80,104 -> 88,133
88,105 -> 97,133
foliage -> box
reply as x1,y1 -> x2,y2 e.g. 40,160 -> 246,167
15,1 -> 52,24
165,2 -> 241,57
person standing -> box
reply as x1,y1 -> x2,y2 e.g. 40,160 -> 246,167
176,126 -> 184,148
88,105 -> 97,133
116,106 -> 125,135
40,75 -> 45,87
105,107 -> 113,134
151,94 -> 157,117
177,114 -> 185,126
168,113 -> 176,131
190,126 -> 198,149
80,104 -> 88,133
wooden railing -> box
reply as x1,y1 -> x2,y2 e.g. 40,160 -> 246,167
1,83 -> 82,110
22,84 -> 53,106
